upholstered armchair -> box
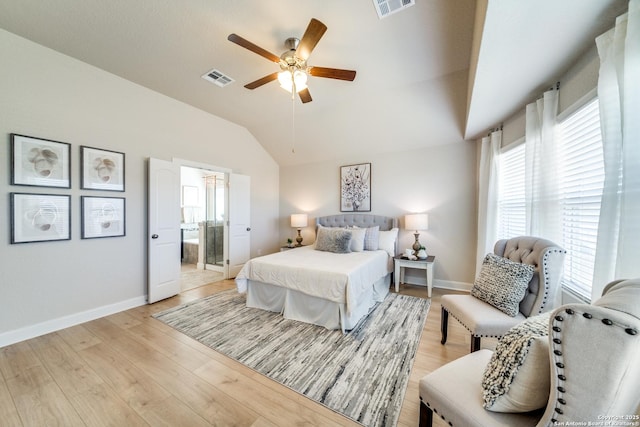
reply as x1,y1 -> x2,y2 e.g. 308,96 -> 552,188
441,236 -> 566,352
419,278 -> 640,427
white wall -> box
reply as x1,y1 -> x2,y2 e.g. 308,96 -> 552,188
501,45 -> 600,146
279,142 -> 478,289
0,30 -> 280,346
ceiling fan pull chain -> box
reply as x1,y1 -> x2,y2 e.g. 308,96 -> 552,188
291,88 -> 296,154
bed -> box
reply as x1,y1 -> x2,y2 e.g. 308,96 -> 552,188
235,214 -> 399,332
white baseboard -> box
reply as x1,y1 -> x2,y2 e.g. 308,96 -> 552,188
401,271 -> 472,293
433,279 -> 472,292
0,296 -> 147,348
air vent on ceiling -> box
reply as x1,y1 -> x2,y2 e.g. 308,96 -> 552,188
202,69 -> 235,87
373,0 -> 415,19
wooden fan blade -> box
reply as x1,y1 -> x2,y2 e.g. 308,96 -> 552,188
296,18 -> 327,61
298,88 -> 312,103
309,67 -> 357,81
244,72 -> 279,89
228,33 -> 281,63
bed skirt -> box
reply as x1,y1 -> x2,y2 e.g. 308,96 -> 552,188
246,273 -> 391,333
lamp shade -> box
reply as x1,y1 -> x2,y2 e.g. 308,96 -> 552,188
405,213 -> 429,231
290,213 -> 308,228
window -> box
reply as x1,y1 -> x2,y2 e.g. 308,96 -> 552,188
556,98 -> 604,300
495,97 -> 604,301
497,141 -> 526,239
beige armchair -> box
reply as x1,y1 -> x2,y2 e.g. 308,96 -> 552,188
419,278 -> 640,427
441,236 -> 565,352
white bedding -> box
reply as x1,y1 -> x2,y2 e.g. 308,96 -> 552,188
235,245 -> 391,313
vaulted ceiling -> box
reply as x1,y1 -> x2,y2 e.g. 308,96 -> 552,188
0,0 -> 627,166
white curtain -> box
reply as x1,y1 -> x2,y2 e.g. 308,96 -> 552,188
592,0 -> 640,299
476,130 -> 501,276
524,89 -> 561,243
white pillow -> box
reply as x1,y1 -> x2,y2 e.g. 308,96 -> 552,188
349,227 -> 367,252
482,312 -> 551,413
377,228 -> 398,257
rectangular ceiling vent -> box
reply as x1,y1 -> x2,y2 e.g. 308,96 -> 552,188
202,69 -> 235,87
373,0 -> 415,19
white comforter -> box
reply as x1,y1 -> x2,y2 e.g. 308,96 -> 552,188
235,246 -> 391,312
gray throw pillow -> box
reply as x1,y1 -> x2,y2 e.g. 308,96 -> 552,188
471,253 -> 534,317
314,227 -> 352,253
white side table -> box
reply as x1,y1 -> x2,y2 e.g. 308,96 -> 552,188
394,255 -> 436,297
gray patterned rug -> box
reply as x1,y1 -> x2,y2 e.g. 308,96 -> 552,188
153,290 -> 430,427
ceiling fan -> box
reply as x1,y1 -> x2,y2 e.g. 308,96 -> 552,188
227,18 -> 356,103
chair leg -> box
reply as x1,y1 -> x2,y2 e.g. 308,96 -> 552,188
440,307 -> 449,345
419,400 -> 434,427
471,336 -> 481,352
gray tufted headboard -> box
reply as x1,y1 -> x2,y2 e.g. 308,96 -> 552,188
316,214 -> 397,231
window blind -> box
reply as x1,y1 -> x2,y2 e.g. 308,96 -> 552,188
497,142 -> 526,239
556,98 -> 604,301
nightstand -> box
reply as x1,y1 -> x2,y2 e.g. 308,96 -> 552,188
393,255 -> 435,297
280,245 -> 304,251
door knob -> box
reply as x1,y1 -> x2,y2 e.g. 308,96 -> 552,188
246,227 -> 251,231
151,234 -> 159,239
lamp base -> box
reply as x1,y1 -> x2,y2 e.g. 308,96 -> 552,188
296,229 -> 303,247
412,232 -> 421,252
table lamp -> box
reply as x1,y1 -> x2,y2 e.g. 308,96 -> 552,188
405,213 -> 429,252
290,214 -> 308,247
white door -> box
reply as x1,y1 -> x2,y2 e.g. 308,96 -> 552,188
228,173 -> 250,278
148,158 -> 181,303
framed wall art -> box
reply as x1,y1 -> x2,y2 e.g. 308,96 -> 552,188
10,193 -> 71,243
80,146 -> 125,191
81,196 -> 126,239
340,162 -> 371,212
11,134 -> 71,188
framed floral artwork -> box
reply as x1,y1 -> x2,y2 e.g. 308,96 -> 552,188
80,146 -> 125,191
340,162 -> 371,212
11,134 -> 71,188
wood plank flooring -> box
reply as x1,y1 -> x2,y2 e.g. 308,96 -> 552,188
0,281 -> 495,427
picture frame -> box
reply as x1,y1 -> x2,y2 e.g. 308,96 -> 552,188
10,193 -> 71,243
81,196 -> 126,239
11,134 -> 71,188
80,146 -> 125,191
340,162 -> 371,212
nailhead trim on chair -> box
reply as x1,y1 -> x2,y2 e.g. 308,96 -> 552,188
442,308 -> 504,339
422,400 -> 453,426
548,307 -> 639,424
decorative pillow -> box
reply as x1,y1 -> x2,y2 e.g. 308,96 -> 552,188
377,227 -> 398,257
471,253 -> 534,317
362,226 -> 380,251
349,227 -> 367,252
314,227 -> 352,253
482,312 -> 551,413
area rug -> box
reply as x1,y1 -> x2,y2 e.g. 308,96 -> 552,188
153,290 -> 430,427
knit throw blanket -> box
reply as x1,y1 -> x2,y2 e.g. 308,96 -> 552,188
481,312 -> 551,408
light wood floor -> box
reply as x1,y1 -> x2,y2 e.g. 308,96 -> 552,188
0,281 -> 495,427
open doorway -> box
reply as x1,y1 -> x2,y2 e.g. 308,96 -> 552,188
180,166 -> 226,291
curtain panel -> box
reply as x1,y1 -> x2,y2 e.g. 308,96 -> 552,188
476,130 -> 501,276
592,0 -> 640,299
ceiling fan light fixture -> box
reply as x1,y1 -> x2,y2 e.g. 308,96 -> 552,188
278,69 -> 308,93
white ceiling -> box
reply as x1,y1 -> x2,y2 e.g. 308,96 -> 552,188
0,0 -> 627,166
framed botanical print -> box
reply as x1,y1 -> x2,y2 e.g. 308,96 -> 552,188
81,196 -> 126,239
340,162 -> 371,212
80,146 -> 125,191
11,134 -> 71,188
10,193 -> 71,243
